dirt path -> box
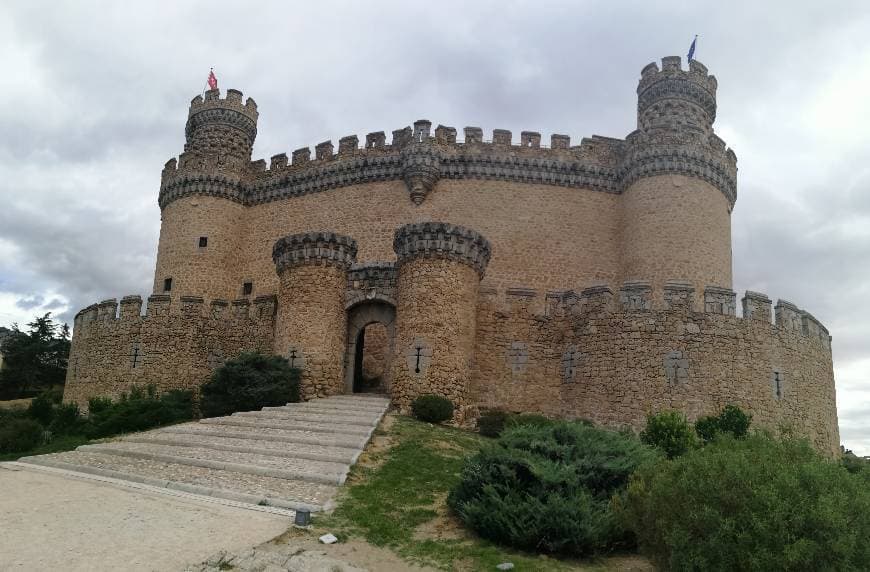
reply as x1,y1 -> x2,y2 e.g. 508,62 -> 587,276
0,463 -> 289,572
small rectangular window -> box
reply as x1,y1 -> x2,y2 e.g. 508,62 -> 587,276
198,236 -> 208,248
243,282 -> 253,296
163,278 -> 172,292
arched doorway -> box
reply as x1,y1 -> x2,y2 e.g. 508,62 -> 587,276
344,301 -> 396,394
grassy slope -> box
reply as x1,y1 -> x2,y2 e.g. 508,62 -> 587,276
318,416 -> 639,571
0,434 -> 91,462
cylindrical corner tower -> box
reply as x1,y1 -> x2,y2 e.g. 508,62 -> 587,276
620,56 -> 738,301
390,222 -> 491,421
153,88 -> 259,303
273,232 -> 358,399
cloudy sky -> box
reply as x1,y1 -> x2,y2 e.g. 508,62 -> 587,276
1,1 -> 867,453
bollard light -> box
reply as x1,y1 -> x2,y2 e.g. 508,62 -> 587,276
294,509 -> 311,526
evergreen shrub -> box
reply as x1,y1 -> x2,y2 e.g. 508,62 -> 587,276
411,394 -> 454,424
200,352 -> 301,418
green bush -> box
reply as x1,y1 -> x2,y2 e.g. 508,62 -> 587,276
449,422 -> 659,556
27,392 -> 55,426
477,409 -> 511,437
48,402 -> 83,435
640,411 -> 696,458
620,434 -> 870,571
506,412 -> 555,429
411,394 -> 454,424
87,396 -> 113,415
0,418 -> 45,453
86,386 -> 194,438
200,352 -> 300,418
696,404 -> 752,443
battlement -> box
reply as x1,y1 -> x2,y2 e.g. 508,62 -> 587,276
272,231 -> 358,273
72,293 -> 276,331
188,88 -> 258,122
480,280 -> 831,348
393,222 -> 492,277
636,57 -> 718,136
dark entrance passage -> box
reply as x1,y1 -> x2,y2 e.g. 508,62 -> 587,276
344,302 -> 395,394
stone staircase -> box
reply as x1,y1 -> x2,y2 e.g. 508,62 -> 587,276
16,395 -> 390,513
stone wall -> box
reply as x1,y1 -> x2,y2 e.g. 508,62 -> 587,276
469,282 -> 839,455
63,294 -> 275,407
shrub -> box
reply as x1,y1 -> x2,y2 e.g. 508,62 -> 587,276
640,411 -> 696,458
477,409 -> 511,438
200,352 -> 300,418
620,434 -> 870,571
411,394 -> 454,424
87,396 -> 113,415
48,402 -> 83,435
0,418 -> 45,453
86,386 -> 194,438
27,392 -> 55,426
506,412 -> 555,429
696,404 -> 752,444
449,422 -> 659,556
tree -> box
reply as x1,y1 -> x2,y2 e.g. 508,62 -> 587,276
0,313 -> 70,399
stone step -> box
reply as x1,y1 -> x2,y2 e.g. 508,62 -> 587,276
263,402 -> 389,414
327,395 -> 390,402
231,410 -> 378,426
19,450 -> 337,512
161,422 -> 370,449
77,442 -> 349,485
199,417 -> 374,437
121,432 -> 361,464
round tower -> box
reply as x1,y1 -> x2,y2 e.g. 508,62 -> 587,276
390,222 -> 491,421
620,56 -> 738,302
153,89 -> 259,303
272,232 -> 358,399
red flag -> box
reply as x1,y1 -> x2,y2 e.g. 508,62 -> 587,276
207,69 -> 218,90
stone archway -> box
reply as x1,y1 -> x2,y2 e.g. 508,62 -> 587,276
344,301 -> 396,394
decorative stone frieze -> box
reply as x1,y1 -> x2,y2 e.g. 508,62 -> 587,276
272,232 -> 358,273
393,222 -> 491,277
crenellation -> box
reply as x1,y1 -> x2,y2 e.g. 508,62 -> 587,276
435,125 -> 457,144
146,294 -> 170,317
742,290 -> 772,323
180,295 -> 204,317
250,159 -> 266,173
413,120 -> 431,142
492,129 -> 512,146
704,286 -> 736,316
119,295 -> 143,319
231,298 -> 250,319
315,141 -> 333,161
392,127 -> 412,147
98,299 -> 118,321
210,299 -> 228,319
253,294 -> 277,320
663,280 -> 695,311
269,153 -> 288,171
551,134 -> 570,149
775,299 -> 802,332
366,131 -> 386,149
292,147 -> 310,165
521,131 -> 541,148
619,280 -> 652,311
338,135 -> 358,156
464,127 -> 483,144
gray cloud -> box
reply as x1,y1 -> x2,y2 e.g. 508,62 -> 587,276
1,0 -> 868,452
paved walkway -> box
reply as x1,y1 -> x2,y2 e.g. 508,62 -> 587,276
17,395 -> 390,512
0,463 -> 289,571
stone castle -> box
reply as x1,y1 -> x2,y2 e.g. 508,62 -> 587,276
63,56 -> 840,453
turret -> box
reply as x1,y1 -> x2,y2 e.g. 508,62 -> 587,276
637,56 -> 718,137
620,57 -> 737,305
152,89 -> 258,304
183,88 -> 259,170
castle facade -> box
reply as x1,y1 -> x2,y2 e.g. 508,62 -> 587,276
64,56 -> 840,453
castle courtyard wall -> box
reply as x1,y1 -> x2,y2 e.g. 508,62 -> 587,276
469,286 -> 839,455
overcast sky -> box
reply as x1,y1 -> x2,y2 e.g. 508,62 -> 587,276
1,1 -> 867,453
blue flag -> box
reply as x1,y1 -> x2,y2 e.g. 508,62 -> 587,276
687,35 -> 697,61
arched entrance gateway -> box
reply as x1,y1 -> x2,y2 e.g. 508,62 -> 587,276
344,302 -> 396,394
343,262 -> 398,395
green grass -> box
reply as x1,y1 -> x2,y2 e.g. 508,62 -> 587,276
317,416 -> 628,571
0,434 -> 91,462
